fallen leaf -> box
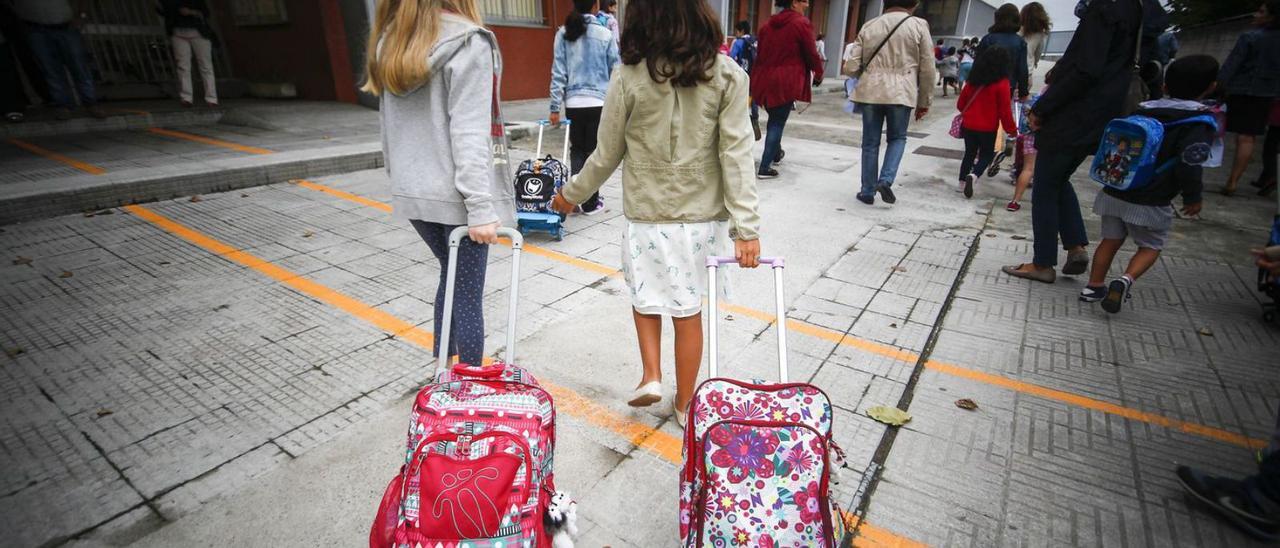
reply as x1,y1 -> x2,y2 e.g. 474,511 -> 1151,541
836,208 -> 846,212
59,271 -> 73,278
158,261 -> 171,266
241,193 -> 250,198
13,256 -> 32,266
1198,327 -> 1214,337
889,322 -> 898,328
4,347 -> 24,358
725,314 -> 734,321
985,233 -> 996,238
955,398 -> 978,410
890,265 -> 907,273
302,231 -> 314,238
1011,235 -> 1027,240
95,408 -> 113,418
867,405 -> 911,426
213,304 -> 230,311
189,195 -> 203,203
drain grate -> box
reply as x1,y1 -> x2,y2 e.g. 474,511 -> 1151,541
912,145 -> 964,160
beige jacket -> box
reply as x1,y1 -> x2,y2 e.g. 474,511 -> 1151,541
561,55 -> 761,240
842,12 -> 935,109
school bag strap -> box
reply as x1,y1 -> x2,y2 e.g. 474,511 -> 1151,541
853,13 -> 913,77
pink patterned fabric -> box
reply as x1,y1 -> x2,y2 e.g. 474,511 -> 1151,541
679,379 -> 844,547
370,362 -> 556,548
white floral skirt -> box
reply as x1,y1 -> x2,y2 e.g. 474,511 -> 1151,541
622,220 -> 732,318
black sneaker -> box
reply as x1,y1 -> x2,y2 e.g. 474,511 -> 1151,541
877,184 -> 896,204
757,169 -> 779,180
580,199 -> 604,216
775,149 -> 785,164
1177,466 -> 1280,541
1079,285 -> 1107,303
1101,276 -> 1131,314
963,174 -> 975,199
856,193 -> 875,205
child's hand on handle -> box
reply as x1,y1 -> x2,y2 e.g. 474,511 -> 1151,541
914,107 -> 929,121
468,222 -> 500,245
1181,202 -> 1202,217
551,192 -> 576,216
549,112 -> 561,126
735,239 -> 761,268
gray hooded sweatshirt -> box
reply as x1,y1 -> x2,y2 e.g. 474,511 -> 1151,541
380,13 -> 516,228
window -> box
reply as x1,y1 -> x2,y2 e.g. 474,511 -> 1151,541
479,0 -> 544,26
919,0 -> 961,37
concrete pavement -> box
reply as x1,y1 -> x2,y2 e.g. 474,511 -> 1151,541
3,72 -> 1279,547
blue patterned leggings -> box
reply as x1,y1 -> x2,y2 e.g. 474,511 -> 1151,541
411,220 -> 489,365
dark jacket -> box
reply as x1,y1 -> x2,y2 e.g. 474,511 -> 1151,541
1031,0 -> 1143,151
750,9 -> 824,109
975,32 -> 1029,98
1218,29 -> 1280,98
157,0 -> 211,37
1104,106 -> 1214,207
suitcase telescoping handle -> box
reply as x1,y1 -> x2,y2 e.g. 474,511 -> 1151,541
706,256 -> 789,382
534,119 -> 572,176
436,226 -> 523,375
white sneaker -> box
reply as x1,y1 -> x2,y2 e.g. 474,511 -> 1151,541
627,381 -> 662,407
672,399 -> 687,429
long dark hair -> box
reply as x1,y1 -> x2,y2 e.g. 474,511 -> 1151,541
564,0 -> 596,42
619,0 -> 723,87
989,3 -> 1020,33
967,45 -> 1009,86
1020,2 -> 1051,34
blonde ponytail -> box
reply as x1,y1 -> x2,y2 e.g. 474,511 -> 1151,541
362,0 -> 484,96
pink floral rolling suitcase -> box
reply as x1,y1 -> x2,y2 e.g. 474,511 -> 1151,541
678,256 -> 847,547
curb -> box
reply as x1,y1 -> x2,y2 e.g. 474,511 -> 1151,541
1,108 -> 226,140
0,143 -> 384,225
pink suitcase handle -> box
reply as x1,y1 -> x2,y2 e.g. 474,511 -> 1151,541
706,256 -> 785,268
706,255 -> 789,382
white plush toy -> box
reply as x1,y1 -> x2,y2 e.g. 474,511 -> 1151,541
544,490 -> 578,548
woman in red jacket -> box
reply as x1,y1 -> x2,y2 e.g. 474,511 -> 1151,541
954,45 -> 1016,199
750,0 -> 824,179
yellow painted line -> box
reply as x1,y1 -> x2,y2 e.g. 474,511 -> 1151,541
292,180 -> 1268,450
148,127 -> 274,155
7,138 -> 106,175
127,202 -> 917,546
294,179 -> 623,278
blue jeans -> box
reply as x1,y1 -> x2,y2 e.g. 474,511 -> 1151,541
1030,147 -> 1090,266
759,102 -> 792,173
858,103 -> 912,197
412,220 -> 489,365
26,25 -> 96,108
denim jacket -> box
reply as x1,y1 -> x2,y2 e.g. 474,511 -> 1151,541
550,16 -> 619,112
1218,29 -> 1280,98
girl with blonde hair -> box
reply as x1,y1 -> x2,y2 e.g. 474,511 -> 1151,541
364,0 -> 516,365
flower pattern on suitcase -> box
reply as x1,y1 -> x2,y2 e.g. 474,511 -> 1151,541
700,423 -> 828,547
679,380 -> 835,547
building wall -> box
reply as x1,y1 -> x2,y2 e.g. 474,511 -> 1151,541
210,0 -> 347,101
492,24 -> 559,101
1176,15 -> 1252,65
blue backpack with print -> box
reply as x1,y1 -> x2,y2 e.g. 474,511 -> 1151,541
1089,114 -> 1217,191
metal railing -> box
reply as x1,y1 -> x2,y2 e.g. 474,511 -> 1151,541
81,0 -> 230,89
480,0 -> 545,26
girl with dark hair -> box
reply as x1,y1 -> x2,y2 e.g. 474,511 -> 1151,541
1019,1 -> 1051,71
550,0 -> 762,428
1217,0 -> 1280,195
976,3 -> 1029,99
751,0 -> 825,179
550,0 -> 620,214
954,45 -> 1017,199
